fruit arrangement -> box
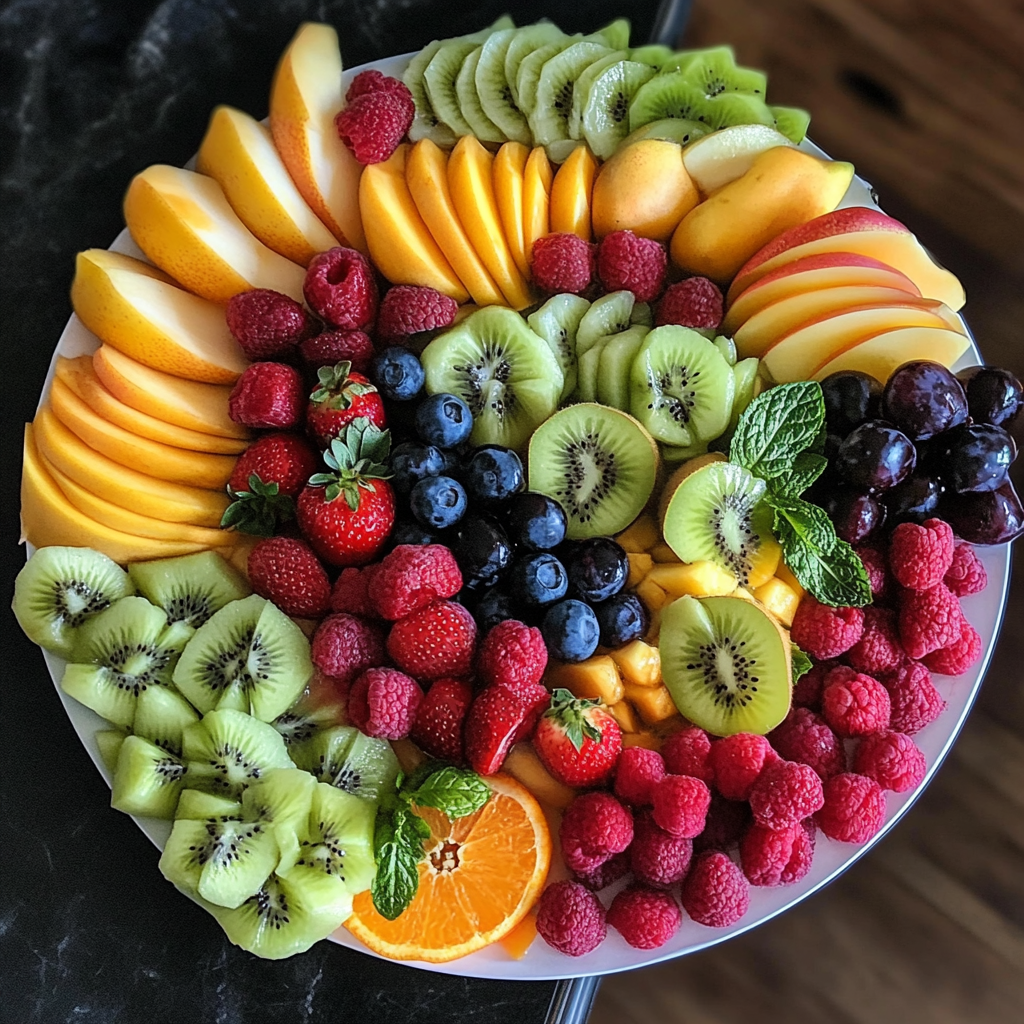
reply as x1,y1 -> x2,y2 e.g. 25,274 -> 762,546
14,14 -> 1024,971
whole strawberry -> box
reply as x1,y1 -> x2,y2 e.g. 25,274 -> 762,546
306,361 -> 385,449
411,678 -> 474,763
247,536 -> 330,618
296,418 -> 395,567
533,688 -> 623,788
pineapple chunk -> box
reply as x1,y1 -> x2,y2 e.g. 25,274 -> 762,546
616,514 -> 660,553
624,682 -> 680,724
546,655 -> 624,705
753,577 -> 800,627
500,911 -> 538,959
650,541 -> 682,563
647,560 -> 737,598
607,700 -> 641,733
776,561 -> 806,599
502,743 -> 576,809
636,576 -> 670,611
623,731 -> 662,751
627,552 -> 654,587
747,533 -> 783,588
608,639 -> 662,687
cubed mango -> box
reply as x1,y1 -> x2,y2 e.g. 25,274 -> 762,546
622,731 -> 663,751
647,560 -> 737,598
776,561 -> 806,599
753,576 -> 801,627
546,655 -> 624,705
624,682 -> 680,724
502,743 -> 577,809
608,639 -> 662,687
636,576 -> 670,611
650,541 -> 682,563
607,700 -> 641,733
616,513 -> 660,553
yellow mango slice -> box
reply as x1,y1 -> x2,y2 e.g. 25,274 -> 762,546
609,639 -> 662,688
616,513 -> 661,553
753,577 -> 800,627
522,147 -> 553,268
493,142 -> 531,280
549,145 -> 598,240
646,560 -> 738,598
546,655 -> 624,705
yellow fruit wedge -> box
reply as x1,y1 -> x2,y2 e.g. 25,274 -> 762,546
646,561 -> 738,598
123,164 -> 307,303
493,142 -> 531,280
501,744 -> 576,810
196,105 -> 340,266
405,139 -> 505,307
70,249 -> 249,384
549,145 -> 598,240
547,656 -> 625,705
522,146 -> 553,268
811,325 -> 971,382
360,145 -> 470,303
752,577 -> 800,627
448,136 -> 533,309
608,639 -> 661,688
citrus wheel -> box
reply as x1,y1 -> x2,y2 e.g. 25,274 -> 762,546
345,773 -> 551,963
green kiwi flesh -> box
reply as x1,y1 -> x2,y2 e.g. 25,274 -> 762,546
175,789 -> 242,820
567,51 -> 627,140
455,46 -> 506,144
527,293 -> 590,401
771,105 -> 812,143
132,683 -> 200,757
240,767 -> 317,842
576,290 -> 636,355
110,734 -> 185,819
620,117 -> 709,148
579,59 -> 657,158
629,74 -> 774,132
528,40 -> 612,146
504,22 -> 567,109
476,28 -> 532,145
598,325 -> 650,410
128,551 -> 250,629
293,725 -> 400,804
95,729 -> 126,773
587,18 -> 631,50
675,46 -> 768,99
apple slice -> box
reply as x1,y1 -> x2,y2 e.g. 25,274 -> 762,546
682,124 -> 794,196
811,326 -> 971,382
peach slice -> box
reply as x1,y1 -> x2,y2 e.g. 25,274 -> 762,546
123,165 -> 307,303
196,105 -> 340,266
722,252 -> 921,334
448,136 -> 533,309
268,22 -> 366,253
493,141 -> 531,280
811,325 -> 971,382
549,144 -> 598,241
71,249 -> 249,385
522,146 -> 553,267
727,207 -> 965,311
405,139 -> 505,307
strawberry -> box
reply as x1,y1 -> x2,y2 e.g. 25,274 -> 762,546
296,418 -> 395,567
247,536 -> 331,618
411,678 -> 474,763
532,689 -> 623,787
306,361 -> 385,449
387,599 -> 477,680
465,682 -> 550,776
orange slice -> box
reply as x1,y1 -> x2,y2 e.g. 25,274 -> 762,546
345,774 -> 550,963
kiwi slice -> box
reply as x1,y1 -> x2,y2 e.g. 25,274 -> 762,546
294,725 -> 401,804
567,51 -> 626,139
628,45 -> 674,70
576,290 -> 636,356
476,27 -> 532,145
728,357 -> 762,431
241,766 -> 317,844
110,734 -> 186,819
504,22 -> 567,110
632,302 -> 654,328
95,729 -> 126,773
660,595 -> 792,736
175,789 -> 242,820
14,546 -> 134,658
662,440 -> 711,463
133,683 -> 200,757
587,18 -> 631,50
528,403 -> 659,539
579,59 -> 657,158
456,45 -> 506,143
128,551 -> 250,629
172,594 -> 312,722
771,105 -> 811,144
272,675 -> 347,750
527,293 -> 591,401
517,39 -> 574,117
675,46 -> 767,99
575,339 -> 605,403
529,40 -> 612,146
621,117 -> 710,148
598,325 -> 650,410
713,335 -> 738,365
424,40 -> 481,137
629,74 -> 775,132
420,306 -> 564,450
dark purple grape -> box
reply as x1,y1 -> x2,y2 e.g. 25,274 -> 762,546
941,482 -> 1024,544
881,361 -> 968,440
823,433 -> 844,462
448,515 -> 512,588
820,371 -> 882,436
884,474 -> 943,525
932,423 -> 1017,493
565,538 -> 630,602
821,488 -> 886,543
956,366 -> 1024,427
834,420 -> 916,492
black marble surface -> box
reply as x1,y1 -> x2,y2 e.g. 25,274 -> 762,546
0,1 -> 662,1021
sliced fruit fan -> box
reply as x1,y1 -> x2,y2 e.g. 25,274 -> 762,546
14,12 -> 1024,971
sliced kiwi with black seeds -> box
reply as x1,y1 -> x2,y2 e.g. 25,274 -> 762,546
575,339 -> 605,403
420,306 -> 564,450
576,290 -> 636,356
675,46 -> 767,99
271,674 -> 347,750
528,403 -> 659,539
175,789 -> 242,820
529,40 -> 612,146
294,726 -> 401,804
660,595 -> 791,736
517,39 -> 574,117
621,116 -> 710,148
13,546 -> 134,658
128,551 -> 250,629
771,105 -> 811,144
110,734 -> 186,819
424,40 -> 481,137
527,293 -> 591,401
96,729 -> 126,773
579,59 -> 657,158
629,74 -> 775,132
728,357 -> 762,432
628,44 -> 674,70
586,18 -> 631,50
598,325 -> 651,410
567,51 -> 627,140
456,45 -> 506,143
476,27 -> 532,145
240,767 -> 317,843
505,22 -> 567,110
133,683 -> 200,757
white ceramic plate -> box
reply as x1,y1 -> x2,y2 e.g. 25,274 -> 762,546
30,51 -> 1011,981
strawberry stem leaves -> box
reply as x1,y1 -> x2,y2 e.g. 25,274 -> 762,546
543,688 -> 603,751
307,417 -> 392,511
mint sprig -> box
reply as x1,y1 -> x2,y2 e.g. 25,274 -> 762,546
791,642 -> 813,682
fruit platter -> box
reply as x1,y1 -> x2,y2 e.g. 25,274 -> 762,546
14,13 -> 1023,982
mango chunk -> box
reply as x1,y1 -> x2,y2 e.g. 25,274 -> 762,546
627,552 -> 654,587
753,577 -> 801,627
636,577 -> 670,612
747,533 -> 783,589
608,639 -> 662,688
649,541 -> 682,564
646,560 -> 738,598
616,513 -> 660,553
624,682 -> 680,725
622,731 -> 662,751
546,656 -> 624,706
607,700 -> 641,734
776,561 -> 806,599
502,744 -> 576,810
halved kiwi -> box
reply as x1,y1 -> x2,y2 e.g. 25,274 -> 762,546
675,46 -> 767,99
110,734 -> 186,819
527,293 -> 591,401
598,325 -> 650,410
516,39 -> 573,117
587,18 -> 631,50
128,550 -> 250,629
95,729 -> 126,773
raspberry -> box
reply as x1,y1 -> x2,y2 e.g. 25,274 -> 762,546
347,666 -> 423,740
661,726 -> 714,784
334,88 -> 414,164
739,821 -> 815,887
655,277 -> 723,330
921,618 -> 982,676
681,851 -> 750,928
303,247 -> 378,330
629,809 -> 693,887
852,730 -> 927,792
476,619 -> 547,696
596,230 -> 668,302
530,233 -> 595,295
560,791 -> 634,874
247,536 -> 330,619
575,850 -> 630,891
228,431 -> 317,498
410,677 -> 473,762
228,362 -> 305,429
792,660 -> 835,711
376,285 -> 459,343
821,670 -> 891,737
769,708 -> 846,780
888,518 -> 955,591
614,746 -> 666,806
226,288 -> 317,359
708,732 -> 776,801
790,596 -> 864,660
899,583 -> 962,659
298,329 -> 375,374
816,772 -> 886,844
856,544 -> 892,603
387,599 -> 477,681
311,612 -> 386,686
368,544 -> 462,620
535,880 -> 606,957
748,760 -> 824,829
883,661 -> 947,735
346,70 -> 411,104
694,795 -> 751,853
845,606 -> 904,676
651,774 -> 711,839
330,564 -> 380,619
944,542 -> 987,597
607,884 -> 682,950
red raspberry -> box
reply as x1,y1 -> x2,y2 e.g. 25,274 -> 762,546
346,70 -> 410,104
596,230 -> 667,302
228,362 -> 305,429
347,666 -> 423,740
816,772 -> 886,844
921,618 -> 982,676
853,730 -> 927,792
229,432 -> 317,498
607,884 -> 682,950
575,850 -> 630,891
298,329 -> 374,374
311,612 -> 386,686
681,851 -> 750,928
899,583 -> 962,659
306,364 -> 386,449
387,599 -> 476,681
464,682 -> 549,776
709,732 -> 776,801
614,746 -> 666,806
661,726 -> 714,784
769,708 -> 846,780
944,542 -> 987,597
330,564 -> 380,619
883,661 -> 947,735
225,288 -> 317,359
476,619 -> 547,696
694,795 -> 751,853
368,544 -> 462,620
334,88 -> 414,165
629,809 -> 693,887
855,544 -> 892,603
303,247 -> 378,330
655,276 -> 723,330
535,880 -> 606,957
560,791 -> 634,874
790,596 -> 864,660
823,663 -> 859,689
376,285 -> 459,343
889,518 -> 955,591
247,536 -> 330,619
410,677 -> 473,762
739,820 -> 815,887
651,774 -> 711,839
792,660 -> 835,711
530,233 -> 595,295
748,760 -> 824,829
846,606 -> 904,676
821,670 -> 890,737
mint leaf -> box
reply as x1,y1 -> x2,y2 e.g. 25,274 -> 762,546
408,766 -> 491,820
791,643 -> 813,682
769,452 -> 828,500
371,805 -> 431,921
730,382 -> 825,483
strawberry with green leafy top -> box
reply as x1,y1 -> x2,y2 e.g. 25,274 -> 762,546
533,689 -> 623,787
307,361 -> 385,449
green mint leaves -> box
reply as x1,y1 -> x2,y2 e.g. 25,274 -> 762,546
730,382 -> 825,483
405,765 -> 492,820
791,642 -> 813,682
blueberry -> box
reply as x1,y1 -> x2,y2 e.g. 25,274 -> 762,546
409,475 -> 467,530
542,599 -> 600,663
506,492 -> 568,551
509,553 -> 569,606
415,392 -> 473,448
594,593 -> 649,648
449,515 -> 512,588
565,537 -> 630,602
389,521 -> 438,547
372,347 -> 425,401
470,586 -> 524,632
390,442 -> 446,495
462,446 -> 525,508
